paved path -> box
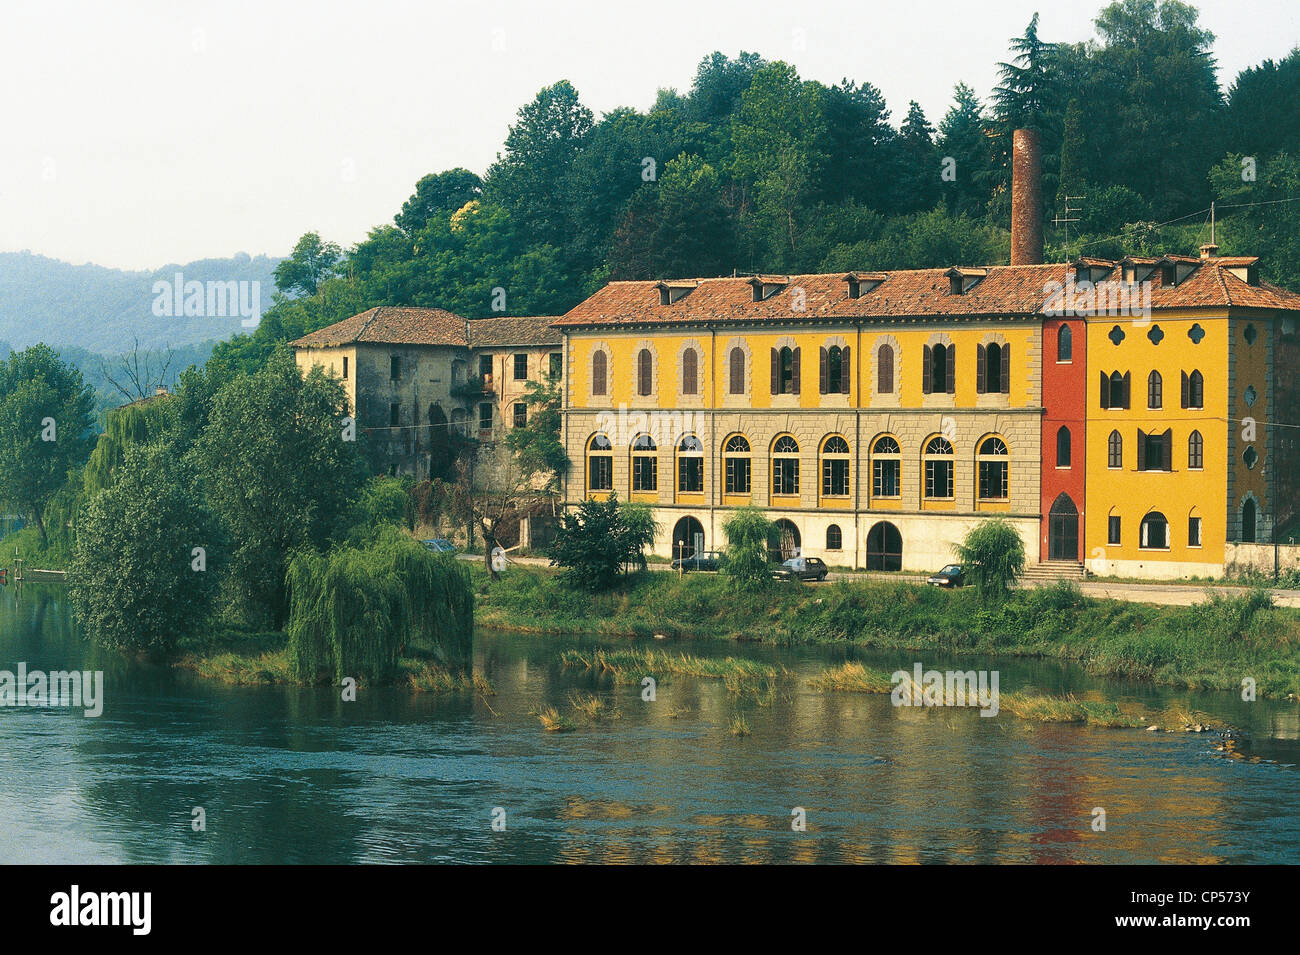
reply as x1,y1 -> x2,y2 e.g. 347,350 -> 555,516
458,553 -> 1300,608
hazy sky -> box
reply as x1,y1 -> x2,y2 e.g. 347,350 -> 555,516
3,0 -> 1297,271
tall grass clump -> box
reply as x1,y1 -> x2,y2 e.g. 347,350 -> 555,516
285,528 -> 472,684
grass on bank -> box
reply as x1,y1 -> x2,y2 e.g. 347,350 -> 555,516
477,566 -> 1300,698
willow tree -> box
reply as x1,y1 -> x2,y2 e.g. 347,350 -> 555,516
285,530 -> 472,685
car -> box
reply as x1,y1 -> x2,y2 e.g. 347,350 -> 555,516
926,563 -> 966,587
771,556 -> 829,582
671,550 -> 723,572
421,538 -> 457,555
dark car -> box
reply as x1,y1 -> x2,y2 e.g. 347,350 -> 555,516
927,563 -> 965,587
671,550 -> 723,572
771,556 -> 829,581
421,538 -> 457,555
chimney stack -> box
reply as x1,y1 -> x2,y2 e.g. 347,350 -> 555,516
1199,242 -> 1219,260
1010,128 -> 1043,266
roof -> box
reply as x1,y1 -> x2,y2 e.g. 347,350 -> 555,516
553,260 -> 1300,328
289,306 -> 469,348
466,316 -> 562,348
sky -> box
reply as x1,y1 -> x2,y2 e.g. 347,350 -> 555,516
2,0 -> 1298,271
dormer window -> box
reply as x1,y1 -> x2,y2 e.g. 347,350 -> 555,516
946,267 -> 987,295
843,272 -> 886,299
656,280 -> 697,305
750,275 -> 787,302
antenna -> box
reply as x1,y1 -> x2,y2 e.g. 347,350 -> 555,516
1210,201 -> 1215,245
1053,194 -> 1085,257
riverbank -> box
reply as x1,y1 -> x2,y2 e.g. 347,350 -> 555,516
476,566 -> 1300,698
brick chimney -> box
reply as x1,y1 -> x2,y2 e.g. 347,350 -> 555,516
1010,128 -> 1043,266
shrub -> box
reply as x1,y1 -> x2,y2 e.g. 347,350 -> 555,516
721,507 -> 775,591
955,519 -> 1026,601
548,493 -> 657,591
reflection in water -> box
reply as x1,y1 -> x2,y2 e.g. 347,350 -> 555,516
0,582 -> 1297,863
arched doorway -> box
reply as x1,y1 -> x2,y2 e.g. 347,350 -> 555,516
1242,498 -> 1257,543
773,519 -> 801,560
672,516 -> 704,560
866,521 -> 902,571
1048,492 -> 1079,561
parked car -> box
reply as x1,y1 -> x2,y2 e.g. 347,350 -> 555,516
771,556 -> 829,581
421,538 -> 457,555
671,550 -> 723,572
926,563 -> 966,588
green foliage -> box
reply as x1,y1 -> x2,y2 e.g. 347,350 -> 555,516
954,519 -> 1027,600
352,475 -> 414,534
721,507 -> 775,591
505,378 -> 568,490
68,444 -> 220,654
548,493 -> 657,591
285,529 -> 473,684
83,397 -> 173,496
274,232 -> 342,297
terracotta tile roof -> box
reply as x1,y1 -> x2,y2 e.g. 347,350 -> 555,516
289,306 -> 468,348
554,260 -> 1300,328
466,316 -> 562,348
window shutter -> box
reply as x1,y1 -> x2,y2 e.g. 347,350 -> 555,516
791,347 -> 801,394
976,344 -> 986,393
1162,429 -> 1172,471
770,348 -> 779,395
1122,371 -> 1131,408
840,346 -> 851,394
1180,371 -> 1188,408
1001,344 -> 1010,394
819,347 -> 828,394
1100,371 -> 1109,409
945,345 -> 955,393
1137,429 -> 1146,471
923,346 -> 932,393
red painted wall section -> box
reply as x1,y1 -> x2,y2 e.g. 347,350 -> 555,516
1041,318 -> 1087,562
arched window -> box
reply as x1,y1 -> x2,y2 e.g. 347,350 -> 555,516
877,343 -> 895,394
587,434 -> 613,492
681,347 -> 698,396
1056,426 -> 1071,468
772,346 -> 799,395
723,434 -> 751,495
729,347 -> 745,395
676,434 -> 704,493
636,348 -> 653,396
591,350 -> 608,396
631,434 -> 657,493
826,524 -> 843,550
924,343 -> 953,394
1188,508 -> 1202,547
977,436 -> 1009,500
1182,369 -> 1204,409
872,435 -> 901,498
1107,430 -> 1123,469
820,345 -> 850,394
1147,370 -> 1162,409
1103,370 -> 1129,409
771,434 -> 800,496
1057,325 -> 1073,362
1188,430 -> 1204,470
1140,511 -> 1169,549
1242,498 -> 1257,543
924,435 -> 954,499
978,341 -> 1008,394
820,435 -> 851,498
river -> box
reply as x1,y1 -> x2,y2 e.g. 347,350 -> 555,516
1,582 -> 1297,863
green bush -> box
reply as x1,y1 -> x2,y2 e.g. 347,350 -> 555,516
954,519 -> 1026,600
721,507 -> 775,591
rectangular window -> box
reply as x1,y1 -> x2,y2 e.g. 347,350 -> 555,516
678,457 -> 704,493
513,354 -> 528,380
389,403 -> 400,427
1189,516 -> 1202,547
1108,515 -> 1121,545
772,460 -> 799,496
725,457 -> 751,495
632,457 -> 657,492
873,460 -> 900,497
925,460 -> 953,499
549,352 -> 562,380
978,461 -> 1008,500
589,457 -> 612,491
390,356 -> 401,380
822,460 -> 850,497
478,402 -> 493,432
342,356 -> 349,380
512,402 -> 526,428
479,354 -> 493,378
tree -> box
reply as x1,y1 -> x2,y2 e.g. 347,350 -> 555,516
721,507 -> 775,591
273,232 -> 343,297
69,444 -> 220,654
549,493 -> 657,591
191,347 -> 366,627
955,519 -> 1026,600
894,101 -> 941,214
0,345 -> 95,543
505,378 -> 568,495
937,83 -> 992,217
395,169 -> 483,235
